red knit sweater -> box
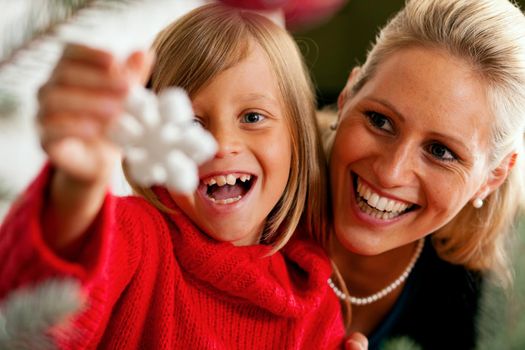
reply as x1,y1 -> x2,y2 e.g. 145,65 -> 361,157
0,166 -> 344,349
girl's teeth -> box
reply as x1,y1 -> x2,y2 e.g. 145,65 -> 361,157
204,174 -> 253,204
226,174 -> 236,185
205,174 -> 252,186
216,175 -> 227,186
209,195 -> 242,205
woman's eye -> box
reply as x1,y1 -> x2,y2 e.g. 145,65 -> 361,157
365,111 -> 394,133
427,143 -> 457,162
242,112 -> 265,124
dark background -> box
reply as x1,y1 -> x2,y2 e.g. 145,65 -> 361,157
294,0 -> 525,107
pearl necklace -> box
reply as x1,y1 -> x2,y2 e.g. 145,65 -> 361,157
328,239 -> 425,306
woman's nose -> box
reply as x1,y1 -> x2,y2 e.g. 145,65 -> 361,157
373,141 -> 418,188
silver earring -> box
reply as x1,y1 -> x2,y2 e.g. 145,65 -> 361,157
472,198 -> 483,209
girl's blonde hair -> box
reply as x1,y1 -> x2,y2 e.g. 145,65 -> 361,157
340,0 -> 525,287
125,3 -> 328,252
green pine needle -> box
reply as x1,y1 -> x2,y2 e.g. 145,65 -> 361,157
0,278 -> 86,350
382,336 -> 422,350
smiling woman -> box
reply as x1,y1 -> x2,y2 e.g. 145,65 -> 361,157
323,0 -> 525,348
332,46 -> 497,257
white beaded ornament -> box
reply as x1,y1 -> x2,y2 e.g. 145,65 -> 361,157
110,86 -> 217,194
54,0 -> 215,194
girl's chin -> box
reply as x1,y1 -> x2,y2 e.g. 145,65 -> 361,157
204,227 -> 260,246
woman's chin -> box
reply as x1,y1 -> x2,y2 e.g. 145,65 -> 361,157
333,227 -> 387,256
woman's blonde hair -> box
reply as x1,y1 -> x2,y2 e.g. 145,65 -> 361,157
340,0 -> 525,287
125,3 -> 328,252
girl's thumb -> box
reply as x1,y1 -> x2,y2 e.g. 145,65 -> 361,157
125,50 -> 155,85
345,332 -> 368,350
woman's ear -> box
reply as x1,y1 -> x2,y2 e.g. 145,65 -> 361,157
474,152 -> 517,200
337,67 -> 360,110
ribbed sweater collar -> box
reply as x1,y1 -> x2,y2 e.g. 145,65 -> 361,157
153,187 -> 331,318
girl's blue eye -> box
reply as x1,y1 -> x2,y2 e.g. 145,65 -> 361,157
192,118 -> 204,127
242,112 -> 265,124
365,111 -> 394,133
427,143 -> 457,162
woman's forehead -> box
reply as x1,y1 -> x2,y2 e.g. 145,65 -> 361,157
348,47 -> 494,151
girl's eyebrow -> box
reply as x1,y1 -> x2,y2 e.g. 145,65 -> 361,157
240,93 -> 279,105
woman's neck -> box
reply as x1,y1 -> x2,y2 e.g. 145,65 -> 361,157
329,236 -> 418,295
329,236 -> 420,335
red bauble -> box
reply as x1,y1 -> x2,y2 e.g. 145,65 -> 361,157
284,0 -> 347,28
219,0 -> 289,11
218,0 -> 347,29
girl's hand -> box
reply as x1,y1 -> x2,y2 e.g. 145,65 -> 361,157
37,43 -> 153,249
37,43 -> 150,185
345,332 -> 368,350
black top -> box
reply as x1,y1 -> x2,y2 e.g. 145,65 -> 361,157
368,238 -> 483,350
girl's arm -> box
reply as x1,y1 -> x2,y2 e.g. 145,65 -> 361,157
0,45 -> 156,347
0,164 -> 159,348
37,44 -> 152,250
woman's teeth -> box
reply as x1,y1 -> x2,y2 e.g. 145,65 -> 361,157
356,177 -> 412,220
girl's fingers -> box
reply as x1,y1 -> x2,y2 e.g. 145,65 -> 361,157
49,60 -> 129,93
38,85 -> 124,120
125,50 -> 155,85
38,115 -> 102,144
62,43 -> 116,69
36,43 -> 127,182
345,332 -> 368,350
39,112 -> 120,183
45,137 -> 119,183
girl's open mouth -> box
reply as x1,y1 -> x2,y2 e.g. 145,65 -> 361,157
202,173 -> 255,205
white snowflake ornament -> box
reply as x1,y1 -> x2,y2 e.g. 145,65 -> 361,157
110,85 -> 217,194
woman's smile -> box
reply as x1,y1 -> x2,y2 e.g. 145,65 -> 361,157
354,173 -> 415,220
331,46 -> 494,255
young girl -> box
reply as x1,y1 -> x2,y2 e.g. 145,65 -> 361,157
0,3 -> 346,349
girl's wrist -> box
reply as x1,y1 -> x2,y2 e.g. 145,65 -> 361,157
42,170 -> 108,250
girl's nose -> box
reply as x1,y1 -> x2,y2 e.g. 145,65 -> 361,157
210,123 -> 242,158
